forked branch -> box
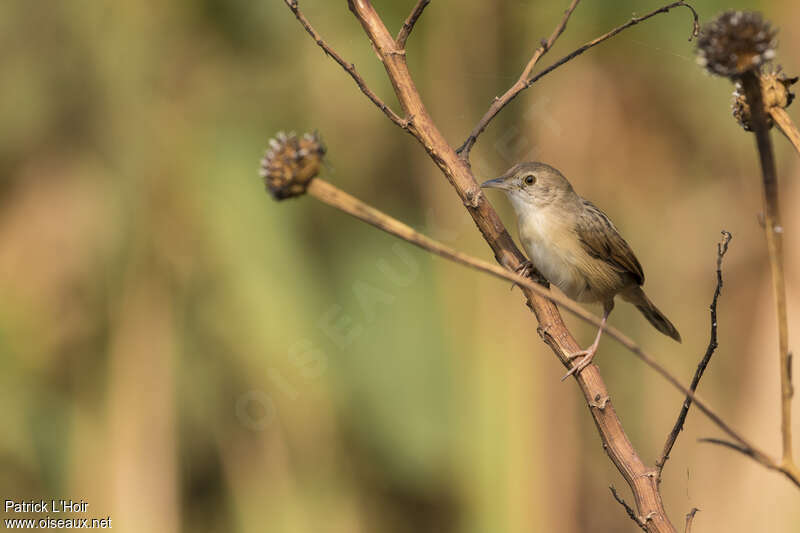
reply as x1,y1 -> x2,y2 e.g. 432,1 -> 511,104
396,0 -> 431,48
457,1 -> 699,159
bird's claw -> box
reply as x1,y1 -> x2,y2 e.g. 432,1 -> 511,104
561,349 -> 596,381
510,260 -> 535,291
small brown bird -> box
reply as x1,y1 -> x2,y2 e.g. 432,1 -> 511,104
481,162 -> 680,378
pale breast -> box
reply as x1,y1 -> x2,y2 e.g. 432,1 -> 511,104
517,207 -> 624,303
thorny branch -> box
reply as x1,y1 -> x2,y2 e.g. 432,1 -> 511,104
457,1 -> 699,159
656,231 -> 731,480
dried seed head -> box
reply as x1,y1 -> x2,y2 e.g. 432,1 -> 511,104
732,69 -> 797,131
697,11 -> 777,77
260,131 -> 326,200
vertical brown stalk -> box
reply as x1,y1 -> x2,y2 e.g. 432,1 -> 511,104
739,71 -> 793,467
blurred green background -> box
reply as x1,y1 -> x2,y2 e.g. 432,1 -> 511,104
2,1 -> 800,531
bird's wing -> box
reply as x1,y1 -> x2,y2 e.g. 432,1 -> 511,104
574,199 -> 644,285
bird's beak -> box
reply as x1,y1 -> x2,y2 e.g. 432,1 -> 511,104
480,176 -> 511,190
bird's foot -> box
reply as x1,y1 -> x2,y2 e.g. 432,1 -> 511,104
510,260 -> 535,291
561,346 -> 598,381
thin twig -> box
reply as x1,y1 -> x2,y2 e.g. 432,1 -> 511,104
698,437 -> 800,489
457,0 -> 582,158
509,0 -> 583,92
656,231 -> 731,480
283,0 -> 407,128
740,70 -> 794,470
684,508 -> 699,533
457,1 -> 699,158
770,107 -> 800,155
611,316 -> 774,464
610,486 -> 648,532
698,438 -> 777,473
396,0 -> 431,48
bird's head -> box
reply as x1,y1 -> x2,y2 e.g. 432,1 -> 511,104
480,162 -> 575,211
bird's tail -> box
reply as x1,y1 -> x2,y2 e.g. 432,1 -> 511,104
622,286 -> 682,342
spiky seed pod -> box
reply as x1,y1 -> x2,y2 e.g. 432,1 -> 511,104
732,70 -> 798,131
260,131 -> 326,200
697,11 -> 777,78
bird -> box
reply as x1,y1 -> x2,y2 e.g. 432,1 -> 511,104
481,162 -> 681,379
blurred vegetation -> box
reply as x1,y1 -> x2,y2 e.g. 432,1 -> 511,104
1,1 -> 799,532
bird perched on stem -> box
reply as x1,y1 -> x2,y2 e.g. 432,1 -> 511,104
481,162 -> 681,379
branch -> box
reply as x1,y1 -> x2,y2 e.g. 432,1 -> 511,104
656,231 -> 731,480
457,1 -> 699,158
457,0 -> 582,158
283,0 -> 407,128
739,69 -> 794,470
699,437 -> 800,488
698,438 -> 779,473
610,486 -> 649,532
396,0 -> 431,48
697,438 -> 800,489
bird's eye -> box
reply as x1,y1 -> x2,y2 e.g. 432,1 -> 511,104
524,174 -> 536,185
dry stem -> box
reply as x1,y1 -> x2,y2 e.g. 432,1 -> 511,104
656,231 -> 731,480
396,0 -> 430,48
740,70 -> 794,470
455,0 -> 580,158
457,1 -> 699,159
283,0 -> 406,128
611,485 -> 649,532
